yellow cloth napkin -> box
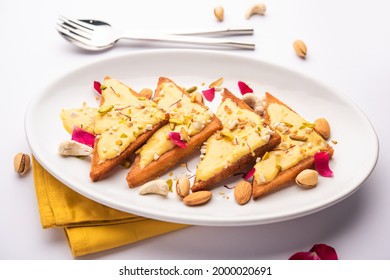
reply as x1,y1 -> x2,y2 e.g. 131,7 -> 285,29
32,157 -> 188,257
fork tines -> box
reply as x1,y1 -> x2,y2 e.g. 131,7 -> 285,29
56,16 -> 94,42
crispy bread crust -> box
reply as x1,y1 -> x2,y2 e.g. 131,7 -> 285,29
252,92 -> 334,199
154,77 -> 199,102
89,77 -> 169,182
126,115 -> 222,187
191,89 -> 281,192
126,77 -> 223,187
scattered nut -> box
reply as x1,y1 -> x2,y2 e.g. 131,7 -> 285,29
314,118 -> 331,140
214,6 -> 224,22
138,88 -> 153,99
209,77 -> 224,88
183,190 -> 212,206
14,153 -> 31,175
193,92 -> 204,104
295,169 -> 318,188
139,179 -> 169,196
234,180 -> 252,205
289,134 -> 308,142
186,86 -> 198,94
293,40 -> 307,58
120,159 -> 132,169
245,3 -> 266,19
254,103 -> 265,115
242,93 -> 259,108
180,127 -> 190,142
98,104 -> 114,115
58,140 -> 93,156
176,177 -> 190,198
241,93 -> 265,115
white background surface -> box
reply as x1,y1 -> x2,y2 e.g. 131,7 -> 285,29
0,0 -> 388,259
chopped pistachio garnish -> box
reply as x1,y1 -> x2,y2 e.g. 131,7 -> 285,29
299,122 -> 315,129
169,118 -> 184,124
262,151 -> 270,160
221,130 -> 234,140
209,77 -> 224,88
98,104 -> 114,115
186,86 -> 197,94
166,178 -> 173,192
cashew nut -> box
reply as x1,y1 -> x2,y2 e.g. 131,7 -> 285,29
241,93 -> 265,115
245,3 -> 267,19
139,179 -> 169,196
58,140 -> 93,156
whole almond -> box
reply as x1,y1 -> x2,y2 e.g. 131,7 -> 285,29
234,180 -> 252,205
214,6 -> 224,22
138,88 -> 153,99
293,40 -> 307,58
183,191 -> 212,206
176,177 -> 190,198
314,118 -> 331,140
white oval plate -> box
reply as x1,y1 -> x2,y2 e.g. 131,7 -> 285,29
25,50 -> 379,226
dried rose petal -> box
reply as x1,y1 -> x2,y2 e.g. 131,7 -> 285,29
238,81 -> 253,95
314,151 -> 333,177
202,87 -> 215,102
71,126 -> 96,148
168,132 -> 187,148
310,244 -> 338,260
289,243 -> 338,260
93,81 -> 102,95
243,167 -> 256,180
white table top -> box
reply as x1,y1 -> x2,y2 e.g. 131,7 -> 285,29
1,0 -> 389,259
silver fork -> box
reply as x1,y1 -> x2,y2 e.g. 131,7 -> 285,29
56,16 -> 256,51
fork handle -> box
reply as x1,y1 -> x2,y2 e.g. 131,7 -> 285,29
168,27 -> 254,36
121,33 -> 255,50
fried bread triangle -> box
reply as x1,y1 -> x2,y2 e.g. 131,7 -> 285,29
126,77 -> 223,187
192,89 -> 281,191
90,77 -> 169,181
252,92 -> 334,199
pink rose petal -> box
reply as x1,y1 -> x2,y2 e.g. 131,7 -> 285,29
289,243 -> 338,260
314,151 -> 333,177
93,81 -> 102,95
202,87 -> 215,102
168,132 -> 187,148
238,81 -> 253,95
243,167 -> 256,180
310,244 -> 338,260
289,251 -> 321,260
71,126 -> 96,148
